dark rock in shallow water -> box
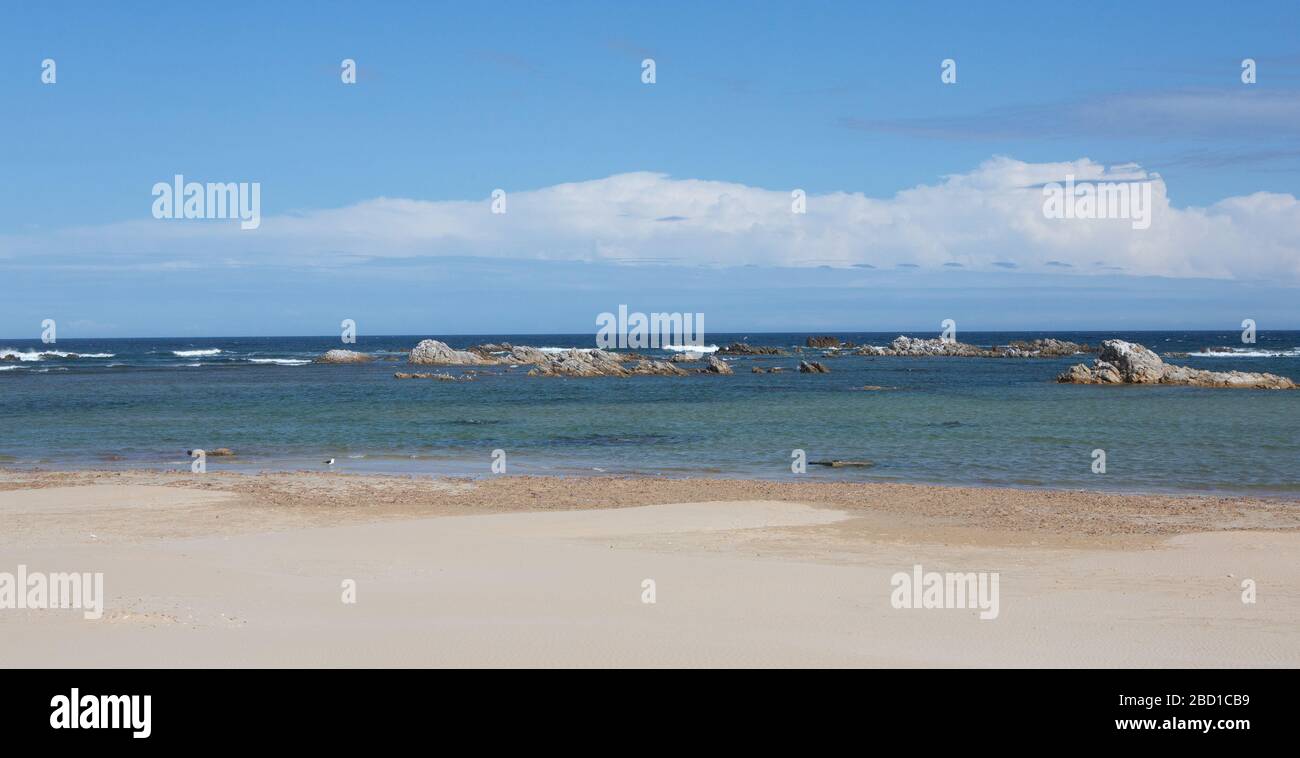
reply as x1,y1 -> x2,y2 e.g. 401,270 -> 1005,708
1057,339 -> 1296,389
810,459 -> 874,468
394,372 -> 456,381
718,342 -> 785,356
799,361 -> 830,373
805,336 -> 841,348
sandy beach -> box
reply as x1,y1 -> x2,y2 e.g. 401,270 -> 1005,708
1,469 -> 1296,667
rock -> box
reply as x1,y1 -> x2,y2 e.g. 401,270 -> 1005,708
718,342 -> 785,356
409,339 -> 492,365
855,336 -> 990,357
394,372 -> 456,381
670,352 -> 704,362
805,336 -> 841,348
702,356 -> 733,375
997,338 -> 1092,357
751,367 -> 768,374
629,360 -> 689,376
856,335 -> 1090,358
810,459 -> 874,468
314,349 -> 373,364
856,385 -> 891,391
769,367 -> 784,373
467,343 -> 513,358
208,448 -> 235,457
518,349 -> 685,377
1057,340 -> 1296,389
799,360 -> 830,373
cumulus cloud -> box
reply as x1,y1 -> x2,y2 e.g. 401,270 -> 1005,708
3,157 -> 1298,281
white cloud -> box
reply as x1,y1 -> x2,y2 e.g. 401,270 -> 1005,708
4,157 -> 1298,280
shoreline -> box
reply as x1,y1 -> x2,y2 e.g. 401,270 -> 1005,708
5,463 -> 1300,503
2,469 -> 1297,666
4,468 -> 1299,541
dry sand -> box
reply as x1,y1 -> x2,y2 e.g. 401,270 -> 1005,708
1,470 -> 1297,667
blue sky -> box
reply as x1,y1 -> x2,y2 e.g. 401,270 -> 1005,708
2,1 -> 1298,336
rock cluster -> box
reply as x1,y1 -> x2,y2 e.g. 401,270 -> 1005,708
855,336 -> 989,357
805,336 -> 841,348
1057,340 -> 1295,389
314,349 -> 373,364
718,342 -> 785,355
799,361 -> 830,373
855,335 -> 1090,358
998,338 -> 1091,357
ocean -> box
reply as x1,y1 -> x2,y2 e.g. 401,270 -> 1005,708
2,331 -> 1297,496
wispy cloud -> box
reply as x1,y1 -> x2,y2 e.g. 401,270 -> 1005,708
842,88 -> 1300,142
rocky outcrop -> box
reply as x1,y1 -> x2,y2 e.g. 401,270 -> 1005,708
315,349 -> 373,364
998,338 -> 1092,357
805,336 -> 841,348
855,336 -> 990,357
629,360 -> 689,377
1058,340 -> 1296,389
799,361 -> 830,373
670,352 -> 704,362
702,356 -> 733,375
718,342 -> 785,355
855,335 -> 1090,358
409,340 -> 492,365
521,349 -> 685,377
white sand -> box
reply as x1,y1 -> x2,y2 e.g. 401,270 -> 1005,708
0,484 -> 1296,667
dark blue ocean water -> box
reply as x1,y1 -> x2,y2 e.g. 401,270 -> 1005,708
2,331 -> 1297,496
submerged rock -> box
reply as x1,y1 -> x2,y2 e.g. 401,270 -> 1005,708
799,360 -> 830,373
394,372 -> 457,381
810,459 -> 874,468
1057,340 -> 1296,389
314,349 -> 373,364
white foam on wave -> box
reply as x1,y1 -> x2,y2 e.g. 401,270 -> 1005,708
248,358 -> 311,365
173,349 -> 222,357
1189,348 -> 1300,358
661,344 -> 719,353
537,347 -> 595,354
0,365 -> 17,371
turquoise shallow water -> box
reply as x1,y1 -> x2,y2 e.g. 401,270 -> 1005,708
1,331 -> 1297,496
